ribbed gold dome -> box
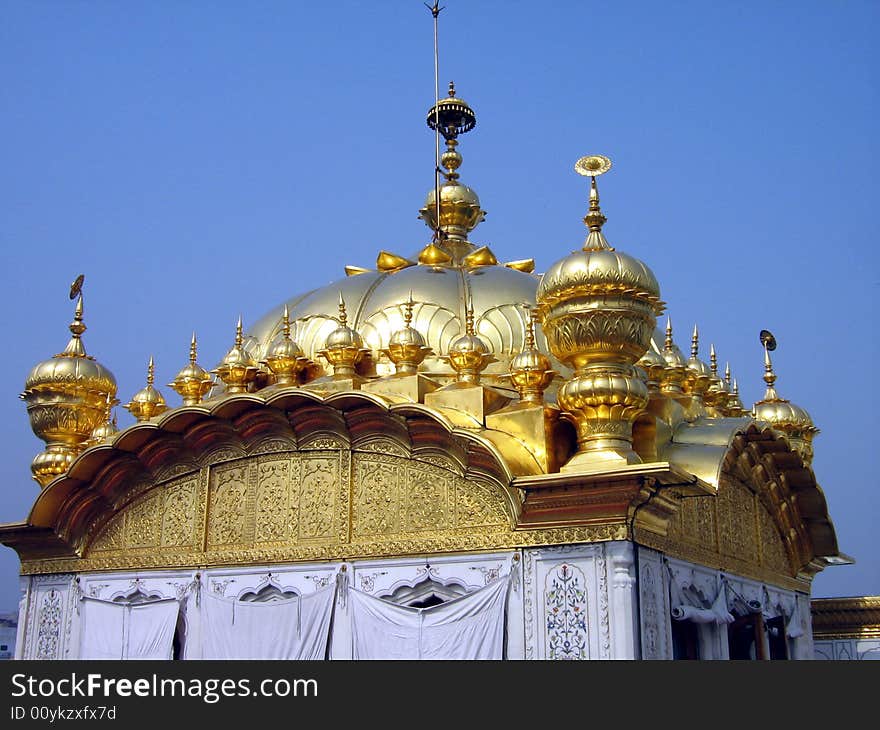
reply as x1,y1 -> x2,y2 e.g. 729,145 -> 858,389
124,357 -> 168,422
21,293 -> 118,486
637,345 -> 666,391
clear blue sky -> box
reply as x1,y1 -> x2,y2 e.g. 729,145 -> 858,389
1,1 -> 877,610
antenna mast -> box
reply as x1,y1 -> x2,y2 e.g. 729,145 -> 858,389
428,1 -> 444,242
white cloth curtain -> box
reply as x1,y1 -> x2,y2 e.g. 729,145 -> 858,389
668,568 -> 733,625
79,597 -> 180,660
201,584 -> 335,660
348,576 -> 510,660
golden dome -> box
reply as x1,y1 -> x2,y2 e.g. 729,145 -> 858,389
169,333 -> 214,406
213,317 -> 260,394
537,172 -> 663,370
124,357 -> 168,422
265,305 -> 307,386
447,302 -> 494,384
637,345 -> 666,391
88,411 -> 118,444
509,309 -> 555,403
384,295 -> 432,375
536,158 -> 661,470
21,291 -> 118,486
752,339 -> 818,462
419,181 -> 485,241
318,295 -> 369,377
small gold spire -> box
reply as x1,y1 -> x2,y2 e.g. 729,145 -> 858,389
212,317 -> 260,394
170,332 -> 214,406
125,356 -> 168,422
704,342 -> 729,409
447,298 -> 494,384
318,294 -> 368,377
691,324 -> 699,360
61,295 -> 88,357
660,317 -> 688,394
384,294 -> 432,375
509,307 -> 555,404
685,324 -> 712,396
265,304 -> 307,386
724,362 -> 732,389
574,155 -> 613,251
710,343 -> 718,377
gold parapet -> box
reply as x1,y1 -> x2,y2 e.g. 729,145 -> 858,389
425,382 -> 509,424
486,402 -> 564,474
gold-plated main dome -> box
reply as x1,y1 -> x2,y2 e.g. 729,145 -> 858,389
21,291 -> 118,486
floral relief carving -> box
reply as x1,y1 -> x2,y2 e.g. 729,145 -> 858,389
161,478 -> 197,548
405,466 -> 450,531
207,463 -> 250,547
545,563 -> 588,660
640,562 -> 662,659
717,480 -> 758,564
255,459 -> 292,543
36,590 -> 62,660
354,457 -> 402,536
299,457 -> 336,539
126,493 -> 162,549
758,506 -> 791,575
91,513 -> 125,552
456,480 -> 507,527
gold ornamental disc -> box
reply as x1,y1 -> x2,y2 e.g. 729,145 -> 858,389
574,155 -> 612,177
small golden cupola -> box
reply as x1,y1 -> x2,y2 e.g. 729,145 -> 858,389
660,318 -> 689,395
318,295 -> 369,378
637,346 -> 666,393
88,406 -> 118,445
508,308 -> 555,404
418,81 -> 486,264
265,305 -> 307,386
124,357 -> 168,422
20,278 -> 118,487
384,295 -> 432,375
447,300 -> 494,385
169,333 -> 214,406
213,317 -> 260,394
752,329 -> 819,463
685,324 -> 713,398
536,156 -> 664,472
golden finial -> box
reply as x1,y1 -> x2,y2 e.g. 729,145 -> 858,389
125,356 -> 168,422
265,304 -> 307,386
724,362 -> 732,389
170,332 -> 214,406
212,317 -> 260,394
685,324 -> 712,397
22,276 -> 118,486
448,297 -> 493,384
385,293 -> 432,375
710,343 -> 718,377
661,317 -> 688,394
752,330 -> 818,462
509,306 -> 555,404
703,342 -> 728,410
318,294 -> 368,377
574,155 -> 612,250
87,393 -> 119,445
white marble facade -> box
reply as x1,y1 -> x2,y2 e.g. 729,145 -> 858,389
13,542 -> 815,660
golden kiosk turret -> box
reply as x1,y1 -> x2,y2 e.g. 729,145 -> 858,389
21,277 -> 118,487
536,156 -> 664,473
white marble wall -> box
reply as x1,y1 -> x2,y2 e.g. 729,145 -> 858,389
814,638 -> 880,660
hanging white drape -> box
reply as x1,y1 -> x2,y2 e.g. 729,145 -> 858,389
668,568 -> 733,625
348,576 -> 510,659
201,584 -> 335,660
79,597 -> 180,660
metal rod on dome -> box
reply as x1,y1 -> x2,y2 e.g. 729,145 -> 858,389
428,1 -> 443,242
